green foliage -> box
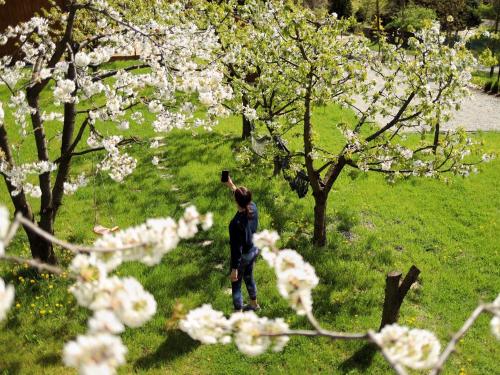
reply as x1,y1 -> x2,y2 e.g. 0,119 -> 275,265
414,0 -> 481,30
329,0 -> 353,18
479,0 -> 500,21
386,5 -> 437,32
479,47 -> 499,67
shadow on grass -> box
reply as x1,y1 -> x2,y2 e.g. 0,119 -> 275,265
0,361 -> 21,375
339,343 -> 378,373
36,353 -> 60,367
134,330 -> 199,370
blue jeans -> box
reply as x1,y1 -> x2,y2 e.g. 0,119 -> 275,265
232,247 -> 258,310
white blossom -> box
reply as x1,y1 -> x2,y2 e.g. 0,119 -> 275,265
0,101 -> 4,125
491,316 -> 500,340
88,310 -> 125,335
63,333 -> 127,375
70,253 -> 107,283
179,304 -> 232,344
271,250 -> 318,315
63,174 -> 88,195
242,106 -> 258,121
201,212 -> 213,231
53,79 -> 76,104
253,230 -> 280,250
75,51 -> 91,68
230,311 -> 290,356
0,277 -> 15,322
0,206 -> 9,243
112,277 -> 157,328
373,324 -> 441,370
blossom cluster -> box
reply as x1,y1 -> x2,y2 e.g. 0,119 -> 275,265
180,304 -> 289,356
0,0 -> 232,211
63,205 -> 212,374
0,160 -> 57,198
87,133 -> 137,183
373,324 -> 441,370
0,277 -> 15,323
491,295 -> 500,340
254,230 -> 318,315
63,174 -> 89,195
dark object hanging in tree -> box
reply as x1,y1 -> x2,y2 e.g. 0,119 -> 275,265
286,170 -> 310,198
251,132 -> 309,198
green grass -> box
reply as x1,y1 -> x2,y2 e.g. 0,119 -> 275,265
0,92 -> 499,373
472,69 -> 495,88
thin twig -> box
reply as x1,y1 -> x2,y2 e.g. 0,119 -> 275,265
0,254 -> 64,275
430,304 -> 491,375
262,329 -> 369,340
13,214 -> 145,253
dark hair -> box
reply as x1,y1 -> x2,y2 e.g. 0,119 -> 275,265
234,187 -> 253,218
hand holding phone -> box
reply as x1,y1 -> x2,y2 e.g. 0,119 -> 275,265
221,170 -> 229,183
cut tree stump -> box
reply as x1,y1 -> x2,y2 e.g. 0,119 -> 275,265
379,265 -> 421,330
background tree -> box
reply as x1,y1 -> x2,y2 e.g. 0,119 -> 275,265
479,0 -> 500,76
215,1 -> 487,246
0,0 -> 229,263
329,0 -> 353,18
414,0 -> 482,32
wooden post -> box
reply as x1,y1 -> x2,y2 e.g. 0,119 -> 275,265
379,265 -> 421,330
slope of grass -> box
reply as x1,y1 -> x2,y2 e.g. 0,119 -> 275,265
0,98 -> 499,374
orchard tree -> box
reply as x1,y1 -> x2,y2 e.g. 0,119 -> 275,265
414,0 -> 482,32
212,0 -> 489,246
0,0 -> 231,263
329,0 -> 353,18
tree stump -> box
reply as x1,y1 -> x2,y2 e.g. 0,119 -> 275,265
379,265 -> 421,330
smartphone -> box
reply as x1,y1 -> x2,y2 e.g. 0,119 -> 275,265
221,170 -> 229,183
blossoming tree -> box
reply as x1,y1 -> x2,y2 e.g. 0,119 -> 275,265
196,0 -> 490,246
0,0 -> 231,263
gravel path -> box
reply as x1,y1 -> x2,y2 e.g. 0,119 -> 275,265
446,88 -> 500,132
355,72 -> 500,132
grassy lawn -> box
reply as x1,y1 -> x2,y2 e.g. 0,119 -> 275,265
472,69 -> 495,88
0,90 -> 499,373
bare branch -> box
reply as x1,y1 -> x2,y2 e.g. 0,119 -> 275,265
0,254 -> 64,275
430,304 -> 493,375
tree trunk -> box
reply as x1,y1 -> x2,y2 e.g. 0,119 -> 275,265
241,94 -> 253,139
312,192 -> 327,246
242,115 -> 253,139
273,155 -> 282,177
26,229 -> 57,264
379,265 -> 420,330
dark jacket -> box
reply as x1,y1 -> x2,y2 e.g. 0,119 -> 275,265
229,202 -> 258,269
